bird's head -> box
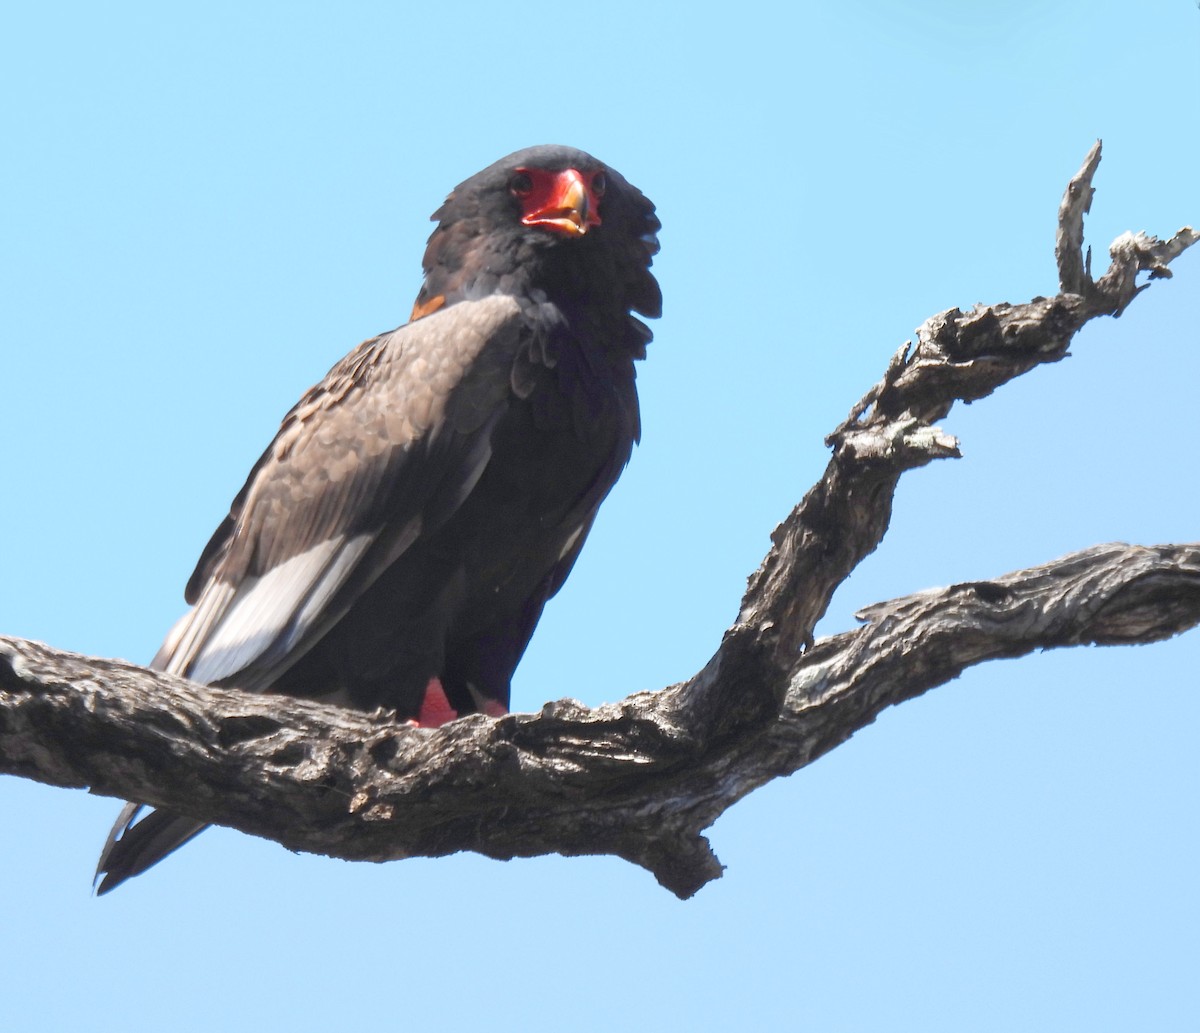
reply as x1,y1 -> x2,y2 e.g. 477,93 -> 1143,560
412,145 -> 661,328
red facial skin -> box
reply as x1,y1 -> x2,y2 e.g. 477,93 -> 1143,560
511,167 -> 606,236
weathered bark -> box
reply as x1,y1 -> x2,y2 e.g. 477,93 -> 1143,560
1,143 -> 1196,897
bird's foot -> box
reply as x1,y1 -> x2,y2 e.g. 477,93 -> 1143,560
414,677 -> 459,727
403,678 -> 509,727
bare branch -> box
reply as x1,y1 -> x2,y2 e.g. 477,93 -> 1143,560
2,146 -> 1197,897
1056,138 -> 1102,294
739,148 -> 1197,664
4,543 -> 1200,898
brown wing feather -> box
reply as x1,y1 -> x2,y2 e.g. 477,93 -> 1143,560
156,294 -> 527,686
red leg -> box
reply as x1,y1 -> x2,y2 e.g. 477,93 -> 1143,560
415,677 -> 459,727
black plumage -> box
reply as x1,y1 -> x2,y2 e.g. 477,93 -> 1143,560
95,145 -> 660,893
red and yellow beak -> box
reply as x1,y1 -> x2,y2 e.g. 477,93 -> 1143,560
516,168 -> 602,237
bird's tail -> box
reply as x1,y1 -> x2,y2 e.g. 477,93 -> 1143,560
94,803 -> 208,895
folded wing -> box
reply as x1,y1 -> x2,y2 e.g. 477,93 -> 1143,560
155,293 -> 527,692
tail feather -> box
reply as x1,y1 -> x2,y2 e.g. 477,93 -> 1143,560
95,805 -> 208,895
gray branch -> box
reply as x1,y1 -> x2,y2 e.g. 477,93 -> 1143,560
1,144 -> 1197,898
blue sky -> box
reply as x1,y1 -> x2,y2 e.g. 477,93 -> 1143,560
2,2 -> 1198,1030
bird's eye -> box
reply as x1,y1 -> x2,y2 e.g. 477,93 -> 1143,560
509,172 -> 533,197
592,171 -> 607,197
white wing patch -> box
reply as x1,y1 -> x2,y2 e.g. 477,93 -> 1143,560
274,533 -> 377,656
169,534 -> 370,685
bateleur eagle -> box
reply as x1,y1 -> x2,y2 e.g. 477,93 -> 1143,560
95,145 -> 661,893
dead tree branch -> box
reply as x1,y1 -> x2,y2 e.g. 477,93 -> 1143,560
1,143 -> 1196,897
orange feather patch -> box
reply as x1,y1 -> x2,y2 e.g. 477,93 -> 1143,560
409,293 -> 446,322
